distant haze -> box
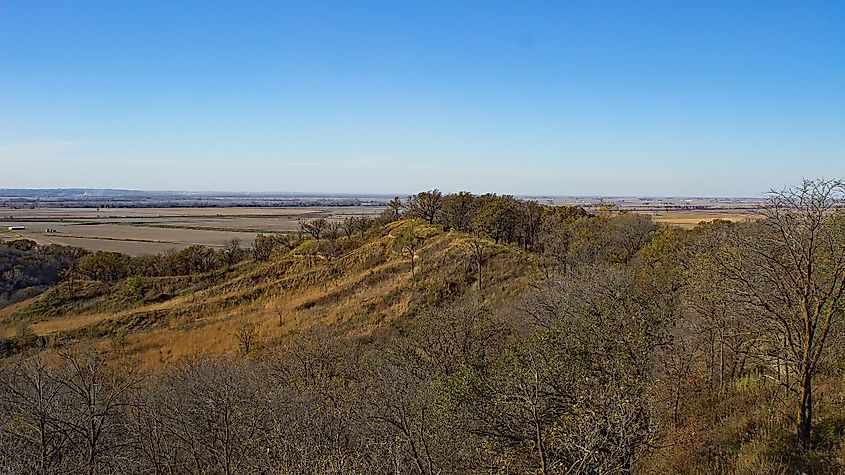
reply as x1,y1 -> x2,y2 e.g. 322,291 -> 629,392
1,1 -> 843,196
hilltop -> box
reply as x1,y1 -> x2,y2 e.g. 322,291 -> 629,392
1,219 -> 536,365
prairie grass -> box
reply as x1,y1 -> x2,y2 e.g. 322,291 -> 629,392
2,219 -> 534,367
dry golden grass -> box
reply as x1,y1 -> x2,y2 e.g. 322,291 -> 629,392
8,220 -> 531,368
647,210 -> 759,228
0,300 -> 30,321
26,296 -> 185,336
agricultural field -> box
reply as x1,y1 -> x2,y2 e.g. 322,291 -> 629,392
537,196 -> 762,228
647,210 -> 756,227
0,206 -> 385,255
0,199 -> 761,255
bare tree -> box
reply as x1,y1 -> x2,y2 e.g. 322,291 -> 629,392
465,237 -> 485,291
341,217 -> 357,239
234,323 -> 258,355
251,234 -> 277,262
408,190 -> 444,224
396,228 -> 422,280
462,264 -> 662,473
355,306 -> 497,475
386,197 -> 403,222
301,219 -> 328,240
0,354 -> 69,474
325,221 -> 341,244
53,350 -> 143,474
516,200 -> 543,250
148,358 -> 272,474
273,301 -> 285,327
357,216 -> 373,239
221,238 -> 243,267
716,178 -> 845,451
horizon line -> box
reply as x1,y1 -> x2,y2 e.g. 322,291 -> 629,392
0,187 -> 766,200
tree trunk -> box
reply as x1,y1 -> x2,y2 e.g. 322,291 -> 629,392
797,371 -> 813,451
718,336 -> 724,389
477,262 -> 482,290
532,407 -> 548,475
476,249 -> 482,291
709,330 -> 715,388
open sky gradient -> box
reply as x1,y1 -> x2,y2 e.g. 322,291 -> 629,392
1,1 -> 844,196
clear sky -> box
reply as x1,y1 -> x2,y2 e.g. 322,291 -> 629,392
1,1 -> 843,196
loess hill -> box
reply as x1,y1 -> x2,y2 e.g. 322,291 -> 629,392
1,219 -> 535,366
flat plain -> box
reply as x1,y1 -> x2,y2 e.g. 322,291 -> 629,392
536,196 -> 761,228
0,197 -> 761,254
0,206 -> 385,255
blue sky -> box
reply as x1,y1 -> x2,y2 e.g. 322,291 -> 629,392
1,1 -> 843,196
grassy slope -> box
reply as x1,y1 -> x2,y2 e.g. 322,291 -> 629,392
640,371 -> 845,474
1,220 -> 537,366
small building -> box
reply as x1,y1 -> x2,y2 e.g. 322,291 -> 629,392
8,226 -> 25,231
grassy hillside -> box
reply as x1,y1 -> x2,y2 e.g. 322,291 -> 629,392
1,219 -> 536,366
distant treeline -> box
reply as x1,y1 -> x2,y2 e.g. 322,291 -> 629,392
1,198 -> 382,209
0,241 -> 84,308
0,240 -> 252,308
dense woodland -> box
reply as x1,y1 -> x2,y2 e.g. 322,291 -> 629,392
1,179 -> 844,474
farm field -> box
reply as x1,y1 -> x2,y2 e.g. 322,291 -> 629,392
538,196 -> 762,228
0,199 -> 761,254
648,210 -> 756,228
0,206 -> 385,255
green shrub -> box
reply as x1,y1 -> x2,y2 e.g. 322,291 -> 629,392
127,277 -> 145,301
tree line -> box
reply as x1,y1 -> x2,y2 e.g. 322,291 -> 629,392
0,240 -> 85,308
